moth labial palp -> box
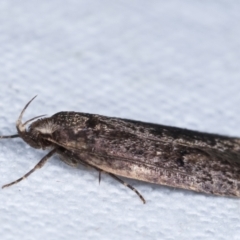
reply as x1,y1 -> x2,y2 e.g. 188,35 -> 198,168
1,96 -> 240,204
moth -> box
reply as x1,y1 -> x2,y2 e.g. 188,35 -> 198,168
1,96 -> 240,204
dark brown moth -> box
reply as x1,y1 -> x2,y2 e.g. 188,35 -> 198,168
1,96 -> 240,203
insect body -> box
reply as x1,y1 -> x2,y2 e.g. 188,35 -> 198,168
1,96 -> 240,203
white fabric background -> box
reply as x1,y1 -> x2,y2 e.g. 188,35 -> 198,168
0,1 -> 240,240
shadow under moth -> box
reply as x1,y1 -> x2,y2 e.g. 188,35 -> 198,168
1,96 -> 240,204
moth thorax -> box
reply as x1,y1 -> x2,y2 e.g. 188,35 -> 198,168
29,118 -> 58,135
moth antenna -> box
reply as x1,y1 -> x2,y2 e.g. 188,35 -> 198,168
0,134 -> 19,139
16,95 -> 37,133
22,114 -> 47,127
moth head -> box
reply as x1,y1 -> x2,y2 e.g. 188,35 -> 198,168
16,96 -> 55,149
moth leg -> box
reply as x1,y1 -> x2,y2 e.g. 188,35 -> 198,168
98,170 -> 102,184
2,148 -> 57,189
107,173 -> 146,204
77,159 -> 146,203
58,155 -> 78,167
